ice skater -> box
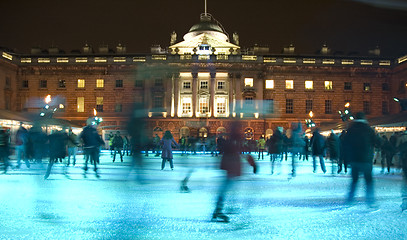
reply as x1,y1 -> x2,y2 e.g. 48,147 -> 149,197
212,121 -> 257,223
160,130 -> 179,170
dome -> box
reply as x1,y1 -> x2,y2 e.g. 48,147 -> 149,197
189,21 -> 224,34
183,14 -> 229,42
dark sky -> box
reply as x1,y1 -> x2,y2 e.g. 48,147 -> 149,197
1,0 -> 407,57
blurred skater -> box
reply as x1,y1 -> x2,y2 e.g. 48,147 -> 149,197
44,129 -> 68,179
212,121 -> 257,223
343,112 -> 379,208
0,125 -> 11,173
310,128 -> 326,174
80,119 -> 104,178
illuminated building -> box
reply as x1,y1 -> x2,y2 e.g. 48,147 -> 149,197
0,12 -> 406,140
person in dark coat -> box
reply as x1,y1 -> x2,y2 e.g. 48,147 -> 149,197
290,122 -> 305,177
15,122 -> 30,169
343,112 -> 379,207
268,127 -> 284,175
337,130 -> 348,174
310,128 -> 327,173
326,130 -> 340,174
0,125 -> 11,173
44,129 -> 68,179
28,124 -> 48,164
112,131 -> 124,162
380,135 -> 395,174
212,121 -> 257,223
398,131 -> 407,211
80,120 -> 105,178
160,130 -> 178,170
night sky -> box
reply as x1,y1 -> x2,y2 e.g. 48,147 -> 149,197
1,0 -> 407,57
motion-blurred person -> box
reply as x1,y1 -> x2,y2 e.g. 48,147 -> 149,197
127,105 -> 148,183
337,130 -> 348,174
15,122 -> 30,169
80,119 -> 104,178
301,135 -> 310,161
216,135 -> 225,156
343,112 -> 379,208
268,127 -> 284,175
212,121 -> 257,223
112,131 -> 124,162
28,124 -> 47,164
310,128 -> 326,174
67,128 -> 79,166
160,130 -> 179,170
179,135 -> 187,156
380,135 -> 395,174
44,129 -> 68,179
290,122 -> 305,177
108,132 -> 114,156
123,135 -> 130,156
398,130 -> 407,211
326,130 -> 340,174
257,135 -> 266,160
153,134 -> 161,156
0,125 -> 11,173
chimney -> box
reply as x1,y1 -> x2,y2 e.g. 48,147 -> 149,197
283,43 -> 295,54
116,43 -> 126,54
99,44 -> 109,54
82,44 -> 93,54
31,47 -> 42,54
321,43 -> 331,55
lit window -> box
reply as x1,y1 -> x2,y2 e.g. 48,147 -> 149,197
96,79 -> 104,88
216,97 -> 226,114
183,81 -> 191,89
78,79 -> 85,88
244,78 -> 253,87
199,97 -> 209,113
305,80 -> 313,90
217,81 -> 225,90
96,97 -> 103,112
77,97 -> 84,112
324,81 -> 333,90
265,80 -> 274,89
285,80 -> 294,89
182,97 -> 192,114
363,83 -> 371,91
200,81 -> 208,89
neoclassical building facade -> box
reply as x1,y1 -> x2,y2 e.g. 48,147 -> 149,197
0,13 -> 406,140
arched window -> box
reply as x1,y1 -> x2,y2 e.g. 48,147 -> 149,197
244,127 -> 254,140
180,127 -> 190,138
199,127 -> 208,139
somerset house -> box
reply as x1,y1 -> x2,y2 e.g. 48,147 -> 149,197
0,12 -> 406,140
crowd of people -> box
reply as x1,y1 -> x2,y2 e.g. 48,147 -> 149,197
1,111 -> 407,220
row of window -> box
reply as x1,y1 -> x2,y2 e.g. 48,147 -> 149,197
182,80 -> 226,90
279,99 -> 388,115
247,79 -> 391,91
76,97 -> 122,113
73,96 -> 390,116
21,79 -> 125,89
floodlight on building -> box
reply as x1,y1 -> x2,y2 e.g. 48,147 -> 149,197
394,97 -> 400,102
45,95 -> 51,104
344,102 -> 350,108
